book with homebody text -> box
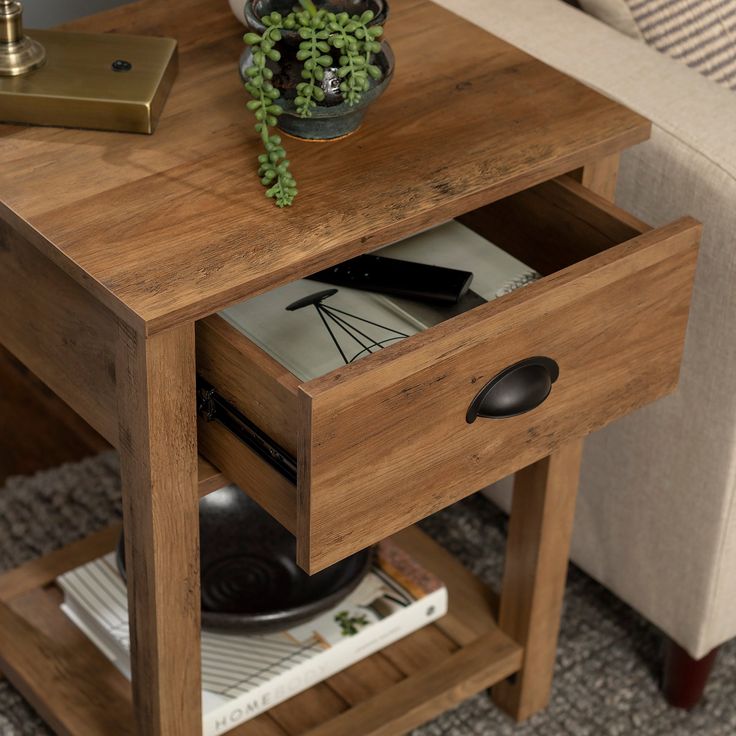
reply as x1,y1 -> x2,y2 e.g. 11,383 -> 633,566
57,537 -> 447,735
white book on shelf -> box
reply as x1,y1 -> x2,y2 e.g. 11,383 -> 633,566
219,220 -> 538,381
57,538 -> 448,736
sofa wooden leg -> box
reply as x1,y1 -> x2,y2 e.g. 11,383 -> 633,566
661,638 -> 718,709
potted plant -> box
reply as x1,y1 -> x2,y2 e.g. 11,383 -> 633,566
240,0 -> 393,207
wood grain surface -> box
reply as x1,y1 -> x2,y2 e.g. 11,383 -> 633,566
0,592 -> 133,735
493,440 -> 584,720
0,220 -> 118,444
0,523 -> 520,736
0,0 -> 650,333
116,323 -> 202,736
295,220 -> 699,571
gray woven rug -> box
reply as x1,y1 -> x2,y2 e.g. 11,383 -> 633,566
1,452 -> 734,735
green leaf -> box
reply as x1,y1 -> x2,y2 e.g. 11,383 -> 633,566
243,32 -> 261,45
246,100 -> 262,110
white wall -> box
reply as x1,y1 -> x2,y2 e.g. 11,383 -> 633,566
22,0 -> 133,28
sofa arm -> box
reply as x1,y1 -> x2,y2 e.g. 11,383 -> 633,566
440,0 -> 736,658
436,0 -> 736,182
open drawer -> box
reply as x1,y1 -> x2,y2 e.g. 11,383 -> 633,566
196,177 -> 700,573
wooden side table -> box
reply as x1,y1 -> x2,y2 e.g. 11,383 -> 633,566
0,1 -> 701,734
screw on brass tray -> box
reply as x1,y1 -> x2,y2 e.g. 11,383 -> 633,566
0,0 -> 178,133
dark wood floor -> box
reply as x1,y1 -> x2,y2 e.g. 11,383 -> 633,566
0,345 -> 109,485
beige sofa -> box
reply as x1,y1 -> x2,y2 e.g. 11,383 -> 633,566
435,0 -> 736,701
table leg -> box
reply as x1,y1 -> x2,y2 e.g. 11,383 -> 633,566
578,153 -> 620,201
116,321 -> 202,736
492,439 -> 584,721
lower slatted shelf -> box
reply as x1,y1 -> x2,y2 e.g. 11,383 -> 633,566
0,523 -> 522,736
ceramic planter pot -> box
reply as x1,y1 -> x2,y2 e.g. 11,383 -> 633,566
117,486 -> 373,633
240,0 -> 393,140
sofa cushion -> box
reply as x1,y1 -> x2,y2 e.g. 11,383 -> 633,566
578,0 -> 736,89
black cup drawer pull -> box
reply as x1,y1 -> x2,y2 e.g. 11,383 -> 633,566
466,357 -> 559,423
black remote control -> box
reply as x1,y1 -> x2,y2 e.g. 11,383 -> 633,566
307,254 -> 473,304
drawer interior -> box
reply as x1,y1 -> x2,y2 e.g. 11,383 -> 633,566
196,176 -> 698,571
198,175 -> 651,460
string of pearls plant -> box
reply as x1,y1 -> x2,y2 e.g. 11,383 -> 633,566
243,0 -> 384,207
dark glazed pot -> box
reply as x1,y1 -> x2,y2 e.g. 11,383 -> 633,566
241,0 -> 393,140
117,485 -> 373,633
240,42 -> 394,139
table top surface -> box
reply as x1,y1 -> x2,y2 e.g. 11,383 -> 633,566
0,0 -> 650,333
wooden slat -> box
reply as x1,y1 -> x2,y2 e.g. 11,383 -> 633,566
0,525 -> 521,736
228,715 -> 289,736
268,684 -> 349,735
0,460 -> 224,605
493,440 -> 584,720
0,525 -> 120,602
325,655 -> 404,705
391,525 -> 497,646
381,623 -> 458,676
0,593 -> 133,736
116,322 -> 202,736
303,629 -> 522,736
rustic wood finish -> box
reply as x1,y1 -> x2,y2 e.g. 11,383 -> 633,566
197,418 -> 297,532
0,525 -> 121,603
116,323 -> 202,736
575,153 -> 621,201
0,524 -> 522,736
492,440 -> 584,719
298,217 -> 698,571
0,219 -> 118,444
0,593 -> 133,735
0,0 -> 698,731
458,176 -> 651,276
0,0 -> 649,333
197,176 -> 695,572
196,315 -> 300,455
0,345 -> 109,484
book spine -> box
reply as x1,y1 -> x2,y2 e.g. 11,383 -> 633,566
204,586 -> 448,736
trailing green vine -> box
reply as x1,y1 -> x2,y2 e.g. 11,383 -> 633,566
243,0 -> 384,207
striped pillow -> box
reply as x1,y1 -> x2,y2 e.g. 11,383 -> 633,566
578,0 -> 736,89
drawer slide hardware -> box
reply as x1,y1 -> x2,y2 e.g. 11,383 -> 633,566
197,379 -> 297,484
466,357 -> 559,422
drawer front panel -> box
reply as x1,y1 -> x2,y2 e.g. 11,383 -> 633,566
298,220 -> 699,571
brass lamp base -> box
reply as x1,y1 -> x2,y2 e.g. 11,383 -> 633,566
0,35 -> 45,76
0,29 -> 177,134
